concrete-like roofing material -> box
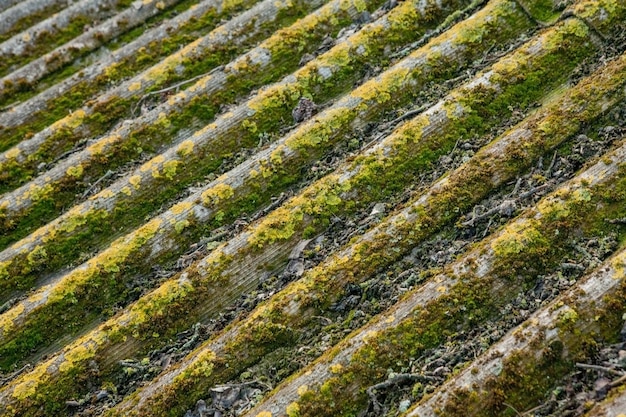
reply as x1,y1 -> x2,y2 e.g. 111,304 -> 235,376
0,0 -> 625,416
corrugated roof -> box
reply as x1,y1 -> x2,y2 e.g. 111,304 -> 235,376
0,0 -> 625,416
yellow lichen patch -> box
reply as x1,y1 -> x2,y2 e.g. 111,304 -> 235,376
66,164 -> 84,179
491,219 -> 545,258
11,359 -> 49,401
536,188 -> 574,219
176,140 -> 195,157
201,183 -> 235,206
256,411 -> 272,417
87,134 -> 121,156
297,385 -> 309,396
140,154 -> 166,175
611,250 -> 626,277
99,189 -> 115,199
248,205 -> 303,248
187,75 -> 210,93
168,92 -> 186,105
330,363 -> 343,374
0,260 -> 9,281
221,0 -> 247,13
175,220 -> 190,233
59,342 -> 96,373
121,186 -> 132,196
341,0 -> 367,12
571,187 -> 592,203
98,218 -> 162,273
175,349 -> 216,381
22,32 -> 31,42
194,122 -> 217,138
357,67 -> 410,104
4,147 -> 20,159
557,305 -> 579,327
286,402 -> 300,417
145,37 -> 203,87
163,159 -> 180,180
574,0 -> 620,19
129,276 -> 194,326
128,82 -> 142,92
130,175 -> 142,189
28,183 -> 54,203
51,109 -> 86,131
26,245 -> 47,269
270,146 -> 284,165
156,1 -> 165,9
0,302 -> 24,334
171,201 -> 193,215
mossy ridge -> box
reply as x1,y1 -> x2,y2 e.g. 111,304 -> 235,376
97,39 -> 626,417
0,0 -> 133,79
428,247 -> 626,417
0,1 -> 69,44
113,47 -> 626,415
0,0 -> 206,109
0,7 -> 594,411
0,0 -> 486,294
0,0 -> 202,109
0,0 -> 257,153
0,0 -> 388,235
0,0 -> 616,408
0,0 -> 446,194
0,0 -> 400,297
0,0 -> 534,367
280,144 -> 626,417
0,0 -> 190,110
572,0 -> 626,38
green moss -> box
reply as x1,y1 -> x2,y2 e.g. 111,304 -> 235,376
0,2 -> 68,44
520,0 -> 562,23
292,159 -> 626,416
0,14 -> 92,79
296,274 -> 500,416
441,276 -> 626,416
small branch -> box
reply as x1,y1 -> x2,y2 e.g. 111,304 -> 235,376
388,103 -> 430,126
0,364 -> 31,386
605,217 -> 626,225
560,262 -> 585,271
518,182 -> 552,199
119,360 -> 147,370
131,66 -> 224,115
312,315 -> 333,325
81,169 -> 115,198
575,362 -> 625,376
609,373 -> 626,388
546,151 -> 558,176
366,373 -> 436,414
503,402 -> 522,417
510,177 -> 522,197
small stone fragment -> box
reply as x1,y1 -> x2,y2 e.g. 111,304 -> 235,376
370,202 -> 385,216
299,53 -> 315,67
96,390 -> 109,401
399,399 -> 411,412
292,98 -> 317,123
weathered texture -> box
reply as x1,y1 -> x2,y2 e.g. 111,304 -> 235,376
0,0 -> 183,100
247,140 -> 626,417
0,0 -> 624,415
